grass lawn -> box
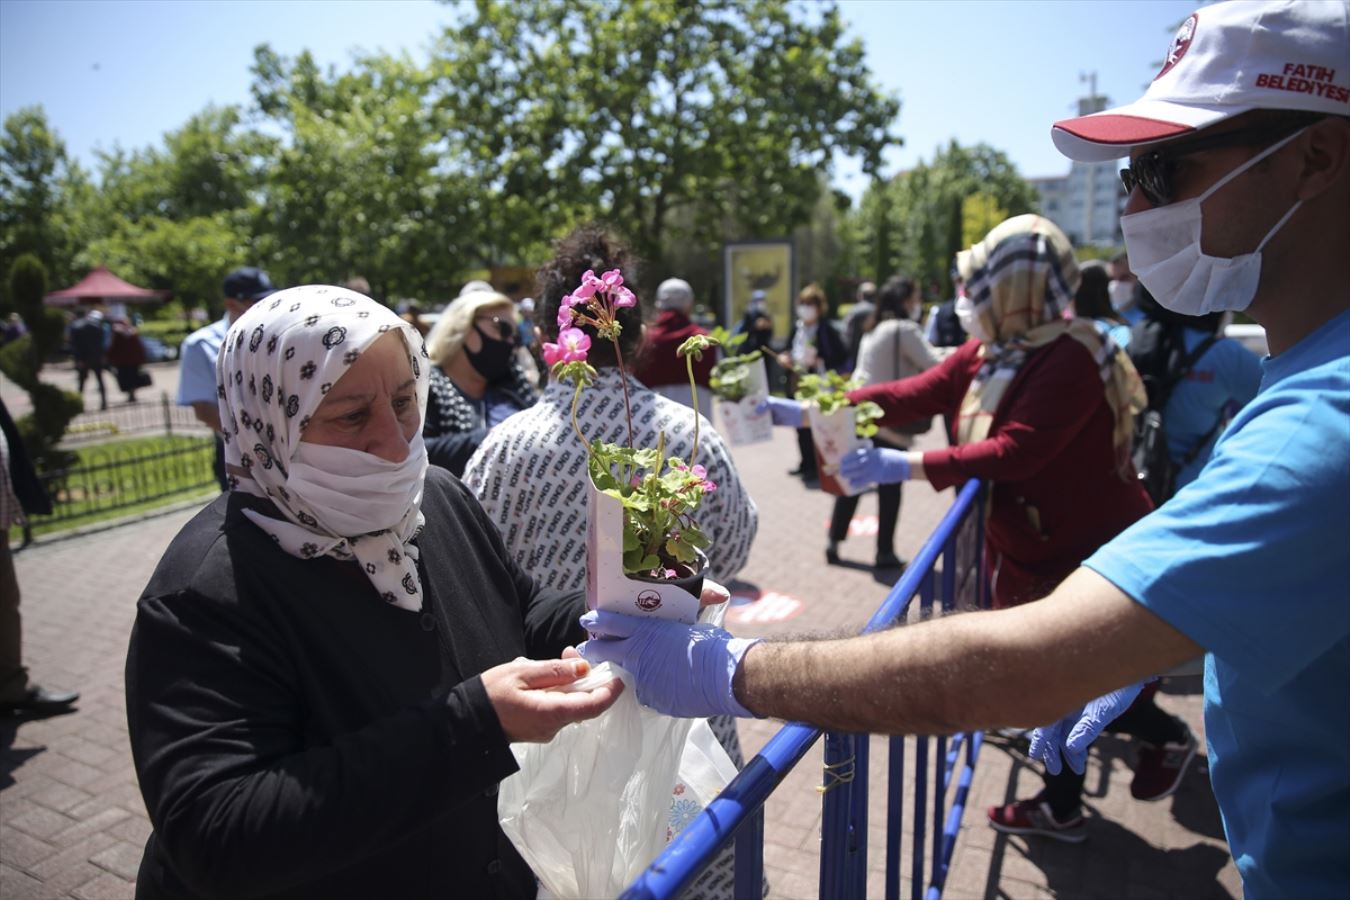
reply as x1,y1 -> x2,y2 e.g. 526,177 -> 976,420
8,433 -> 217,541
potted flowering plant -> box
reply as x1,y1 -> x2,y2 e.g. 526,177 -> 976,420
543,268 -> 722,619
795,371 -> 883,497
705,328 -> 774,446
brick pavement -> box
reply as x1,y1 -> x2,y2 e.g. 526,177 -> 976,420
1,422 -> 1241,898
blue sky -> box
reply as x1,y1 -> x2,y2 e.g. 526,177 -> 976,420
1,0 -> 1200,197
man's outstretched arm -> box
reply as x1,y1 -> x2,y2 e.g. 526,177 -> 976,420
733,568 -> 1201,734
580,568 -> 1202,735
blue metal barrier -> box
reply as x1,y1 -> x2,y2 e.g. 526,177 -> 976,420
622,479 -> 988,900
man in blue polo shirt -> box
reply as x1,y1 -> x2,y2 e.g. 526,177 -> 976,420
178,267 -> 277,489
575,3 -> 1349,895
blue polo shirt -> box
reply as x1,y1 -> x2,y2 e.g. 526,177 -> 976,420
177,317 -> 229,408
1086,308 -> 1350,899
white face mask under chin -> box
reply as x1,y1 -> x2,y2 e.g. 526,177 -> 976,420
287,436 -> 428,536
1121,127 -> 1307,316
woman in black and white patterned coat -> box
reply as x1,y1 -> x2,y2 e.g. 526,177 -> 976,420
422,290 -> 537,476
463,225 -> 762,900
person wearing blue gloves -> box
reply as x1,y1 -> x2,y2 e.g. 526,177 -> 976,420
581,3 -> 1350,896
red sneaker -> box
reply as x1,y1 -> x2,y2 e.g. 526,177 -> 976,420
1131,728 -> 1197,802
987,799 -> 1086,843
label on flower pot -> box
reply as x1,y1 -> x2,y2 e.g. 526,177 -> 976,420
807,405 -> 876,497
585,478 -> 701,625
715,357 -> 773,447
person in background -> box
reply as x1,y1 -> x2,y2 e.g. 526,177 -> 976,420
68,307 -> 109,411
107,315 -> 149,403
828,275 -> 942,571
843,280 -> 878,371
1108,253 -> 1142,325
578,4 -> 1350,891
399,301 -> 431,338
3,313 -> 26,344
633,277 -> 714,412
422,290 -> 537,476
1,397 -> 79,716
777,284 -> 847,483
126,285 -> 623,899
515,297 -> 545,387
463,223 -> 758,900
1133,286 -> 1262,491
178,267 -> 278,491
1071,260 -> 1133,349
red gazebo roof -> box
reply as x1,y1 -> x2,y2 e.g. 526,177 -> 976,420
44,266 -> 171,307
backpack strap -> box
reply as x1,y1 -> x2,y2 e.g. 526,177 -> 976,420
1154,329 -> 1220,410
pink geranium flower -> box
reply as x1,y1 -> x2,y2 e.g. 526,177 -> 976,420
557,327 -> 591,362
600,269 -> 625,290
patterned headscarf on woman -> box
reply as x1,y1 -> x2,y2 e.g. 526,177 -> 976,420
216,284 -> 431,610
954,215 -> 1144,470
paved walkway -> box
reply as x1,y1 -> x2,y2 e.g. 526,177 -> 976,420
1,424 -> 1240,898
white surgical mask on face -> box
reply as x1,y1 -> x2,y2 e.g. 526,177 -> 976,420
288,435 -> 427,536
1120,128 -> 1306,316
955,294 -> 992,344
797,304 -> 818,323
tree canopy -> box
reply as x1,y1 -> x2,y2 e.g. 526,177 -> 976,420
1,1 -> 1045,325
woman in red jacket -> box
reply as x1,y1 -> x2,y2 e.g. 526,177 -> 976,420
766,215 -> 1191,840
839,215 -> 1150,609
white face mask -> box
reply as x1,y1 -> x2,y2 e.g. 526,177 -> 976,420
288,435 -> 427,536
1120,128 -> 1306,316
796,304 -> 818,324
955,294 -> 993,344
1108,279 -> 1136,312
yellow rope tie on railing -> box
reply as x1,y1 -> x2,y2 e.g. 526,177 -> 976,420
816,755 -> 857,794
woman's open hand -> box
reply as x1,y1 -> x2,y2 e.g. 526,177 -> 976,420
481,654 -> 623,743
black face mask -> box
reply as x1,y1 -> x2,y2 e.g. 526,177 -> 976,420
465,325 -> 516,382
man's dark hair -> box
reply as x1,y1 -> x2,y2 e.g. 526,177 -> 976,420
536,223 -> 645,367
1074,263 -> 1120,322
870,275 -> 915,331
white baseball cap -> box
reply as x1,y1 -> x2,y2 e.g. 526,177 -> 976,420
1053,0 -> 1350,162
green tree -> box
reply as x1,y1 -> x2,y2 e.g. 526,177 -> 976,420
0,107 -> 90,308
0,255 -> 82,467
251,48 -> 469,301
431,0 -> 899,283
852,140 -> 1037,292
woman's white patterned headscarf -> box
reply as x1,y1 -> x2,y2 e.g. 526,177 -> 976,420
216,284 -> 432,610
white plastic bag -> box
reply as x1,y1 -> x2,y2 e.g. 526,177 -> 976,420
498,610 -> 737,900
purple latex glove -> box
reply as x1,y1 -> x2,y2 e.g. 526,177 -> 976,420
753,396 -> 803,428
576,609 -> 762,719
1028,681 -> 1147,775
838,447 -> 911,484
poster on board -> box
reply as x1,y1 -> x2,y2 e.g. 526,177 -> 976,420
722,240 -> 794,337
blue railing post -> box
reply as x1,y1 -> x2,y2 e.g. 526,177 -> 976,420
885,735 -> 905,900
733,807 -> 763,900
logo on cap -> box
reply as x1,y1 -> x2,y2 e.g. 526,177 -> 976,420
1156,13 -> 1198,81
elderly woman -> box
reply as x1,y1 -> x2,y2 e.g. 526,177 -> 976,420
125,285 -> 622,899
422,290 -> 538,476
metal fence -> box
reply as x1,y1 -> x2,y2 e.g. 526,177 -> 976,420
621,479 -> 989,900
61,393 -> 208,446
33,433 -> 217,528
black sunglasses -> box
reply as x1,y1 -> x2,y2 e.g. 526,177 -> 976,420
475,314 -> 517,344
1119,119 -> 1310,207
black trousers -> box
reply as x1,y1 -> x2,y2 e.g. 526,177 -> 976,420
828,435 -> 903,555
795,427 -> 817,477
1041,683 -> 1188,818
212,436 -> 228,492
